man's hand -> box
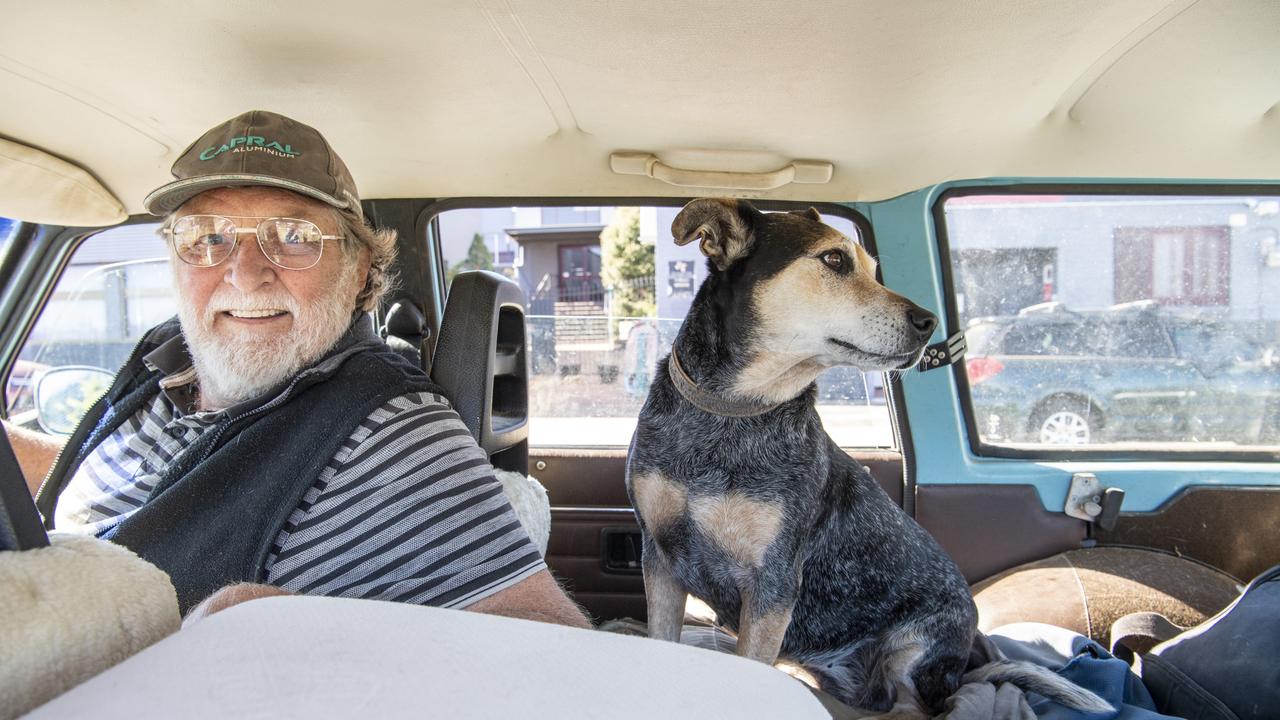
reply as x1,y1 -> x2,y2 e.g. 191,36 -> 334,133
183,583 -> 294,627
2,420 -> 66,496
466,569 -> 593,629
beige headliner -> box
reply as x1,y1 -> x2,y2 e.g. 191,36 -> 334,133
2,0 -> 1278,222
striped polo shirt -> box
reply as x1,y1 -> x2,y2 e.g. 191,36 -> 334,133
54,342 -> 545,609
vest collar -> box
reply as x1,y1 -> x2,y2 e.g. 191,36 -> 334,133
141,314 -> 382,416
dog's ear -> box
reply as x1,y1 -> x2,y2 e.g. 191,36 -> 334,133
783,204 -> 824,221
672,198 -> 756,271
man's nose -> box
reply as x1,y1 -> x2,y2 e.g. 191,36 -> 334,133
222,233 -> 276,291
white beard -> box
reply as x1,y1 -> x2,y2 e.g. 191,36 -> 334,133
175,263 -> 359,410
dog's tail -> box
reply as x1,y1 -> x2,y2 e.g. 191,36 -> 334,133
962,660 -> 1112,713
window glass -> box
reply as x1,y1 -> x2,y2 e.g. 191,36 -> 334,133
0,216 -> 15,261
4,223 -> 172,427
1000,320 -> 1097,357
438,206 -> 892,448
945,194 -> 1280,451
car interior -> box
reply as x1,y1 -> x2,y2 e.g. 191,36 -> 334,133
2,1 -> 1278,717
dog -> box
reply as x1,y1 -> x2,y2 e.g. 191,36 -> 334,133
624,198 -> 1110,717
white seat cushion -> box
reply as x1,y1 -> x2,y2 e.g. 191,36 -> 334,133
30,595 -> 829,719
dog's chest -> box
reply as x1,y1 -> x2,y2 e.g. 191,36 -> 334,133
631,467 -> 809,573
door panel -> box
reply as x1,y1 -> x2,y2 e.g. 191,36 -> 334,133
530,449 -> 630,507
915,484 -> 1087,584
1095,486 -> 1280,582
546,507 -> 645,622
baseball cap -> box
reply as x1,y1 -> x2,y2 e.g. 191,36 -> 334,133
144,110 -> 362,219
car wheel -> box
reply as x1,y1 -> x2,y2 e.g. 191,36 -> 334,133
1033,399 -> 1098,445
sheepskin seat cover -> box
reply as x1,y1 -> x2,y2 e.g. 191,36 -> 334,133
0,532 -> 179,719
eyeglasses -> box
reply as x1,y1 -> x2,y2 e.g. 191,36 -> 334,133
162,214 -> 342,270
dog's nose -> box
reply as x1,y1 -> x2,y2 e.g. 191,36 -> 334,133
906,307 -> 938,340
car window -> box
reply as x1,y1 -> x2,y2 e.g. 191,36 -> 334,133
944,193 -> 1280,452
436,205 -> 893,448
0,216 -> 14,260
4,223 -> 172,428
998,320 -> 1098,357
1172,322 -> 1267,365
963,320 -> 1007,356
1097,318 -> 1175,359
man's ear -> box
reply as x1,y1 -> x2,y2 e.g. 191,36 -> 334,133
353,245 -> 373,311
671,198 -> 756,271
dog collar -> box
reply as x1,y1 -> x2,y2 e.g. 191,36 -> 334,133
667,349 -> 783,418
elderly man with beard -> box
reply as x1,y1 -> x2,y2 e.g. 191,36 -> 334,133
4,110 -> 590,628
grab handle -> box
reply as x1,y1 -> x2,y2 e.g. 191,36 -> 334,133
610,152 -> 832,191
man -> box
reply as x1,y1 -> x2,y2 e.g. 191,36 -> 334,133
4,110 -> 589,628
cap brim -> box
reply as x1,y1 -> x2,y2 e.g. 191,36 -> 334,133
143,173 -> 358,218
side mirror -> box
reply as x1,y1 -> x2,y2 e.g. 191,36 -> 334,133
35,366 -> 113,436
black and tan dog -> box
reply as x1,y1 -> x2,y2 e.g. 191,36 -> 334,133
625,199 -> 1109,716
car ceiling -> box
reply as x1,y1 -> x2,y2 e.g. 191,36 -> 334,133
1,0 -> 1278,223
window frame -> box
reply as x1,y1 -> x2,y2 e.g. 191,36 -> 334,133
417,197 -> 906,451
933,182 -> 1280,463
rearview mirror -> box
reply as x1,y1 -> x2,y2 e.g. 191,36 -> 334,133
35,366 -> 113,436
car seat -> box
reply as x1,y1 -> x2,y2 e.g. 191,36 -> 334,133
428,271 -> 548,552
429,270 -> 529,475
382,300 -> 430,369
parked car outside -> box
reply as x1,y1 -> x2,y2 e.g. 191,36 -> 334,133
965,303 -> 1280,446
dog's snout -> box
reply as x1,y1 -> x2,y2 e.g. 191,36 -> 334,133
906,306 -> 938,340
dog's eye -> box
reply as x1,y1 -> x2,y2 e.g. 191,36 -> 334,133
821,250 -> 846,271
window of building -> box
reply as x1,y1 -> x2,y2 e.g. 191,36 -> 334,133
1115,226 -> 1230,306
437,205 -> 892,448
943,193 -> 1280,453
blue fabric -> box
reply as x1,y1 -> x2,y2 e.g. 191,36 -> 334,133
990,623 -> 1182,720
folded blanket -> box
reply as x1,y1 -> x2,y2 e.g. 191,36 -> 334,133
0,532 -> 179,719
601,617 -> 1180,719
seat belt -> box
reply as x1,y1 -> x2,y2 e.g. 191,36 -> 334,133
0,428 -> 49,551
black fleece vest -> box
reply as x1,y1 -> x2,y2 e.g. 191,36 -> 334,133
37,317 -> 441,613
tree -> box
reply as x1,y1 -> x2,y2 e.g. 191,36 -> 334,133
447,233 -> 494,284
599,207 -> 654,318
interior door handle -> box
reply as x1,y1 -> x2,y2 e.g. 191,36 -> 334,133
601,527 -> 643,574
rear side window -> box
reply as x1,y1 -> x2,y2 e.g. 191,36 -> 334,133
1101,320 -> 1176,359
435,205 -> 893,449
944,193 -> 1280,454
